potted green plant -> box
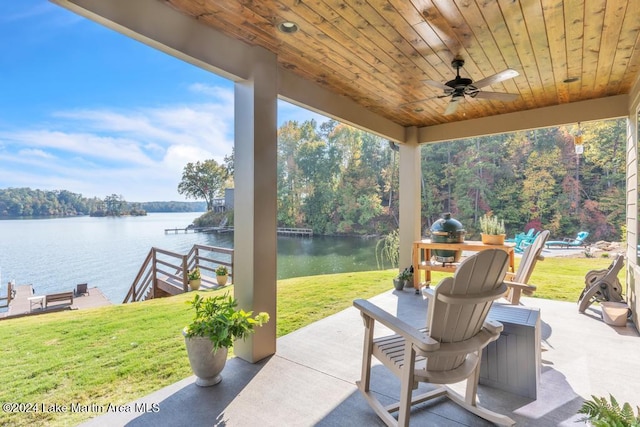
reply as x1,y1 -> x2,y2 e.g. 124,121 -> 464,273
479,213 -> 506,245
183,293 -> 269,386
215,265 -> 229,286
393,268 -> 412,291
188,267 -> 201,290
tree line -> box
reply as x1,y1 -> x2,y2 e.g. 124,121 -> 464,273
273,118 -> 625,241
0,188 -> 204,218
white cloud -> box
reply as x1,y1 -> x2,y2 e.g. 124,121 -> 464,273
17,148 -> 53,159
188,83 -> 234,104
0,87 -> 236,201
3,130 -> 155,166
0,83 -> 325,201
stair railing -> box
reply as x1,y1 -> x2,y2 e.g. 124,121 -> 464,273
123,244 -> 234,303
186,244 -> 234,283
123,249 -> 154,303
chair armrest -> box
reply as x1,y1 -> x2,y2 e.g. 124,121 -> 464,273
422,286 -> 435,299
353,299 -> 439,352
483,319 -> 504,335
435,327 -> 502,357
504,280 -> 536,292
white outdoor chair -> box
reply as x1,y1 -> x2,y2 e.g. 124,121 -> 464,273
353,249 -> 515,426
504,229 -> 550,304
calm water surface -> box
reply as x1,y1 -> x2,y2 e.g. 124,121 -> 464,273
0,213 -> 379,303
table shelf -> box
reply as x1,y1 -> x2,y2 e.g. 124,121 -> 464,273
412,240 -> 515,290
419,261 -> 458,272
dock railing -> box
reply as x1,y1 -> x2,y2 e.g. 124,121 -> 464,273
123,244 -> 234,303
165,226 -> 312,236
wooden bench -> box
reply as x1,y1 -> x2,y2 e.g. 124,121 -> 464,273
45,292 -> 74,308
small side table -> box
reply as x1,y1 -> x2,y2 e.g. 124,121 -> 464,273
480,304 -> 541,399
28,295 -> 45,311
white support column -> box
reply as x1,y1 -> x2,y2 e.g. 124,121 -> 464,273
398,127 -> 422,273
233,46 -> 278,362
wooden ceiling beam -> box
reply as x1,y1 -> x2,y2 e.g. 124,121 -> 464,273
418,94 -> 629,143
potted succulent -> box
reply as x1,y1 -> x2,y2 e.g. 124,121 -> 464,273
188,267 -> 201,290
215,265 -> 229,286
479,213 -> 506,245
183,293 -> 269,386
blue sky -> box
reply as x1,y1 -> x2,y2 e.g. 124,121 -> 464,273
0,1 -> 327,202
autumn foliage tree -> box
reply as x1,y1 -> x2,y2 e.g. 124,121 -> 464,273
181,117 -> 626,241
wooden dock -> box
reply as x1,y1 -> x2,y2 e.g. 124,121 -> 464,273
164,226 -> 228,234
276,227 -> 313,237
164,226 -> 312,236
0,284 -> 111,320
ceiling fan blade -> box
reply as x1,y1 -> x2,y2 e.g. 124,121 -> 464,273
443,98 -> 460,116
472,69 -> 519,89
425,79 -> 453,91
473,91 -> 519,102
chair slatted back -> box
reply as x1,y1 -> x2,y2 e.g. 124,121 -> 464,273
513,230 -> 550,284
576,231 -> 589,243
427,249 -> 509,371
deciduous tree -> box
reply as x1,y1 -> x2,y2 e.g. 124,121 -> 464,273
177,160 -> 228,211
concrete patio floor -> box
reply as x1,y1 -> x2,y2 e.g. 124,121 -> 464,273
80,289 -> 639,427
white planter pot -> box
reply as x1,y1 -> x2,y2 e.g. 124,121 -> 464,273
183,331 -> 228,386
216,274 -> 228,286
189,279 -> 201,290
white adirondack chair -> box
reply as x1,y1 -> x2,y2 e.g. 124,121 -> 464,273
353,249 -> 515,427
504,230 -> 550,304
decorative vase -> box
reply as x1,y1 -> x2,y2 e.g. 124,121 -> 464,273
183,331 -> 228,386
393,278 -> 404,291
189,278 -> 201,290
481,233 -> 506,245
216,274 -> 228,286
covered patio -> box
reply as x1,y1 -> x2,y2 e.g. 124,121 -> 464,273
51,0 -> 640,360
79,290 -> 640,426
50,1 -> 640,424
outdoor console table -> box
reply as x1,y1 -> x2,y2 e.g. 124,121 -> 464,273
412,240 -> 515,290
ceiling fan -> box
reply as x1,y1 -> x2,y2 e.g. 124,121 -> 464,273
422,58 -> 520,116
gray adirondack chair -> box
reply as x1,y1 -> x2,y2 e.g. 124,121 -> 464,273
353,249 -> 515,427
504,230 -> 550,304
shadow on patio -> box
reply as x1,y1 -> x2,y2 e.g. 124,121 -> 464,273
80,290 -> 639,427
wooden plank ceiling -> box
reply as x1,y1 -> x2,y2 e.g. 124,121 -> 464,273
165,0 -> 640,128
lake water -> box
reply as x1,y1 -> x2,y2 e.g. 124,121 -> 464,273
0,213 -> 381,303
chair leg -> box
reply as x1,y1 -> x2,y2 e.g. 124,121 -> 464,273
465,359 -> 481,406
359,316 -> 375,392
397,342 -> 416,427
509,288 -> 522,305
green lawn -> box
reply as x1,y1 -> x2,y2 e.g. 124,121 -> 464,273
0,256 -> 621,426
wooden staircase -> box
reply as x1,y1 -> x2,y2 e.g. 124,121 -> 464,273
123,244 -> 234,304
